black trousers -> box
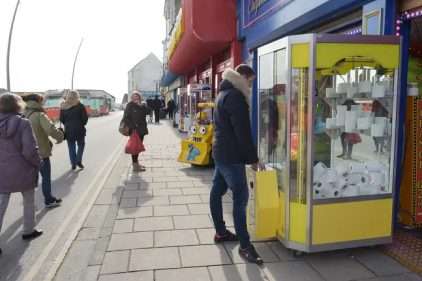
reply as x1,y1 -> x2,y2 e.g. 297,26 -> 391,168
154,109 -> 160,123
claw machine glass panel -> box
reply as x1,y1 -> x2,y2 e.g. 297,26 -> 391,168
252,34 -> 400,253
177,88 -> 188,132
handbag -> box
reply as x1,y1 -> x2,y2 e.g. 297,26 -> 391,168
119,119 -> 130,136
125,132 -> 145,154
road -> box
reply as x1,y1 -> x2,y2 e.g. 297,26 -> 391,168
0,111 -> 125,281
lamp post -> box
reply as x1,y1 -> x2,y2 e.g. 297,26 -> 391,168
6,0 -> 21,92
71,38 -> 84,90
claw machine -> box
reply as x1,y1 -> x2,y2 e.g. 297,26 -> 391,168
176,87 -> 188,132
247,34 -> 401,253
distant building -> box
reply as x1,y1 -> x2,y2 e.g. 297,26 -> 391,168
128,53 -> 163,100
0,89 -> 7,94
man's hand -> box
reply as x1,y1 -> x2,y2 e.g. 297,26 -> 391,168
251,162 -> 265,171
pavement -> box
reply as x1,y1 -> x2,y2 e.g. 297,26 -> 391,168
53,120 -> 422,281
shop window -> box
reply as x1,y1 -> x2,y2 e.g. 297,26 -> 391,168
314,64 -> 395,199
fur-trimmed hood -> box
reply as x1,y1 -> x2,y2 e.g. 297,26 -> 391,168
60,91 -> 80,110
221,69 -> 251,104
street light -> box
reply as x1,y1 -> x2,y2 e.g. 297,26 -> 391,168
71,38 -> 84,90
6,0 -> 21,92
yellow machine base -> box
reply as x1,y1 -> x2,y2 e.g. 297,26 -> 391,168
177,139 -> 211,166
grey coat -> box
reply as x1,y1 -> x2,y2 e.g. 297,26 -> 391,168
0,113 -> 41,193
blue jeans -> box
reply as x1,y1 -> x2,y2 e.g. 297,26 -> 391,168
210,163 -> 250,249
40,158 -> 55,204
67,138 -> 85,166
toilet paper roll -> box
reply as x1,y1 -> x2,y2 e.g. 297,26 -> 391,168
359,184 -> 378,195
326,118 -> 336,129
326,88 -> 336,98
313,182 -> 335,198
347,86 -> 358,98
341,185 -> 360,197
365,161 -> 385,173
369,172 -> 385,186
336,177 -> 348,189
347,173 -> 369,186
313,162 -> 327,181
336,105 -> 347,126
371,124 -> 385,137
345,111 -> 358,133
324,169 -> 338,183
357,117 -> 372,130
372,83 -> 386,98
335,163 -> 349,177
358,80 -> 372,93
337,82 -> 349,94
328,188 -> 342,198
375,117 -> 387,126
349,163 -> 366,174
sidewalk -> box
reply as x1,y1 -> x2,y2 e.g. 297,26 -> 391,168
72,121 -> 420,281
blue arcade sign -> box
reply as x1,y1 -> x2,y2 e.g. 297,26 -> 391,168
243,0 -> 292,29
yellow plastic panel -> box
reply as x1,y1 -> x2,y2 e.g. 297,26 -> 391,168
177,140 -> 211,165
277,191 -> 286,239
246,167 -> 279,239
312,199 -> 393,245
292,44 -> 310,68
316,43 -> 399,69
289,202 -> 307,244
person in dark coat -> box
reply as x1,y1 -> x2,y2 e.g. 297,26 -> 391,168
210,64 -> 264,265
123,91 -> 148,172
167,99 -> 176,120
152,96 -> 162,124
0,93 -> 43,254
60,90 -> 88,170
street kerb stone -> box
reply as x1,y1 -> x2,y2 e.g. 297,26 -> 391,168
154,205 -> 189,216
174,214 -> 213,229
155,267 -> 211,281
134,216 -> 174,231
108,232 -> 153,251
100,250 -> 130,274
98,271 -> 153,281
179,245 -> 232,267
117,207 -> 153,219
129,247 -> 181,271
154,229 -> 199,247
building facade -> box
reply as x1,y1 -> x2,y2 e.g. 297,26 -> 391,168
128,53 -> 163,99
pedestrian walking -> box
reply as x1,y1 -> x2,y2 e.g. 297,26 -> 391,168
146,98 -> 154,123
167,98 -> 176,120
23,94 -> 64,208
122,91 -> 148,172
210,64 -> 264,265
60,90 -> 88,170
0,93 -> 43,254
152,96 -> 162,124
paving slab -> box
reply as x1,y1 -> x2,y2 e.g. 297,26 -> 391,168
170,195 -> 202,205
134,216 -> 174,231
77,227 -> 101,241
196,228 -> 216,244
156,267 -> 211,281
179,245 -> 232,267
112,219 -> 134,233
174,214 -> 213,229
357,273 -> 422,281
137,196 -> 169,206
208,264 -> 268,281
352,248 -> 409,276
182,188 -> 211,195
119,198 -> 137,208
153,188 -> 183,196
154,205 -> 189,216
264,261 -> 325,281
116,207 -> 153,219
100,250 -> 129,274
129,247 -> 181,271
224,242 -> 280,264
98,271 -> 153,281
108,232 -> 153,251
83,266 -> 100,281
154,229 -> 199,247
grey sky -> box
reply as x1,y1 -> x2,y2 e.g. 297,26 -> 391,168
0,0 -> 165,101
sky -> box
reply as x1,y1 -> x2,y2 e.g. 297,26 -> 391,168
0,0 -> 165,102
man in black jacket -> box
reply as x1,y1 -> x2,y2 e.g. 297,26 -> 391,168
210,64 -> 264,265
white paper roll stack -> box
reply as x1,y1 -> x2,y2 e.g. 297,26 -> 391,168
325,118 -> 336,129
336,105 -> 347,126
337,82 -> 349,94
365,161 -> 385,173
372,83 -> 386,98
345,111 -> 358,133
358,80 -> 372,94
341,185 -> 360,197
313,162 -> 327,181
348,163 -> 366,174
347,85 -> 358,98
357,117 -> 372,130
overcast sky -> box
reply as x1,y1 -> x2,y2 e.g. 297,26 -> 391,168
0,0 -> 165,101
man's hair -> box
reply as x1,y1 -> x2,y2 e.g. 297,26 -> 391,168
0,93 -> 25,114
235,64 -> 256,78
22,93 -> 44,103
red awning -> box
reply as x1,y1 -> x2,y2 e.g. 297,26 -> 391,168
168,0 -> 236,75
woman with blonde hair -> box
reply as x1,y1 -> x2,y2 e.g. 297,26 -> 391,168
0,93 -> 43,254
60,90 -> 88,170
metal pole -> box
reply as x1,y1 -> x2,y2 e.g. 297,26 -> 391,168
6,0 -> 21,92
71,38 -> 84,90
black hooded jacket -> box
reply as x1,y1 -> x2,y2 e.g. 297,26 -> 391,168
212,78 -> 258,165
